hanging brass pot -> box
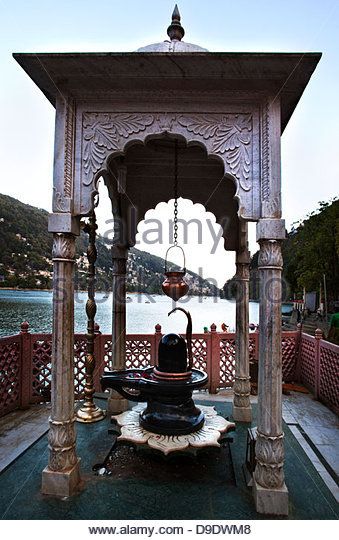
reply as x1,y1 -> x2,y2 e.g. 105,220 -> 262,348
162,245 -> 189,301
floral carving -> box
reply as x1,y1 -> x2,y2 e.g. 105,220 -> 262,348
49,448 -> 78,471
254,431 -> 285,489
263,195 -> 281,218
52,233 -> 76,260
48,418 -> 77,471
112,404 -> 235,455
255,431 -> 284,464
81,112 -> 254,195
254,461 -> 285,489
235,262 -> 250,281
53,188 -> 67,212
233,376 -> 251,408
156,113 -> 176,131
48,418 -> 76,448
258,240 -> 283,268
82,113 -> 154,184
178,114 -> 252,191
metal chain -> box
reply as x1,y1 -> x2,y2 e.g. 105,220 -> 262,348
173,139 -> 178,245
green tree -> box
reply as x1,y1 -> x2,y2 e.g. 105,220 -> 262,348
249,199 -> 339,308
283,199 -> 339,304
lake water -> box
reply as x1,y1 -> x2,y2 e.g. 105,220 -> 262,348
0,290 -> 263,337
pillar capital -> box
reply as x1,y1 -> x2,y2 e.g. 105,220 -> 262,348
235,261 -> 250,281
52,232 -> 76,261
256,218 -> 285,242
236,246 -> 251,283
48,213 -> 80,235
258,239 -> 283,269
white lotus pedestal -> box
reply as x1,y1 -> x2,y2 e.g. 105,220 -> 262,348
112,404 -> 235,455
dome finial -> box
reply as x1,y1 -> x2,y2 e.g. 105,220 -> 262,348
167,4 -> 185,41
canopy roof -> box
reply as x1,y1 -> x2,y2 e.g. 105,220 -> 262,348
14,51 -> 321,133
14,5 -> 321,132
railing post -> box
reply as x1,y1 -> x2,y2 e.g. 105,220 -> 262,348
210,323 -> 220,394
20,321 -> 31,409
294,323 -> 303,382
153,324 -> 162,367
206,328 -> 213,392
314,328 -> 323,400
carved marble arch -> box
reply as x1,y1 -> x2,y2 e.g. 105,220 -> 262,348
77,112 -> 260,224
95,135 -> 241,251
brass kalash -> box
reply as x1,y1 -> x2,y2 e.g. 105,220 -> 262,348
101,308 -> 208,435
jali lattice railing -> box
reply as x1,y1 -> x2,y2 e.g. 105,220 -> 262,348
0,322 -> 338,417
298,329 -> 339,415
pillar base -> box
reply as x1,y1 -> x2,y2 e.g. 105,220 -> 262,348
41,458 -> 81,497
253,478 -> 289,516
232,404 -> 252,422
107,390 -> 130,414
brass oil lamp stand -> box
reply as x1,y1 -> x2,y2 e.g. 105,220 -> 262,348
76,211 -> 106,423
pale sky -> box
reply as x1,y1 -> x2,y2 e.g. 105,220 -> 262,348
0,0 -> 338,286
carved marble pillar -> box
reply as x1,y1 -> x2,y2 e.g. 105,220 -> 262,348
107,244 -> 130,414
42,233 -> 80,496
232,247 -> 252,422
253,225 -> 288,515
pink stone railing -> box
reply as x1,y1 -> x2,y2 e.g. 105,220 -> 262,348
0,322 -> 338,418
297,330 -> 339,414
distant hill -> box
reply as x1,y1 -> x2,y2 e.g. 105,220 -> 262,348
222,199 -> 339,308
0,194 -> 219,296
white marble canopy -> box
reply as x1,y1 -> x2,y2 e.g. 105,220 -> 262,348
14,5 -> 321,516
14,49 -> 320,244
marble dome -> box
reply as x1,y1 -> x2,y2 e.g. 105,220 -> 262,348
137,40 -> 208,53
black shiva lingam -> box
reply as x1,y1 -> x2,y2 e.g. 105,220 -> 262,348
101,308 -> 208,435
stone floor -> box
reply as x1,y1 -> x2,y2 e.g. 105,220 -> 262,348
0,391 -> 339,516
0,404 -> 51,472
281,392 -> 339,502
196,389 -> 339,503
